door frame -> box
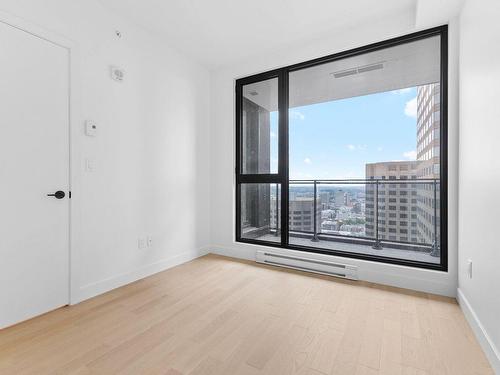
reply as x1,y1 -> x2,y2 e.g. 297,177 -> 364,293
0,10 -> 80,306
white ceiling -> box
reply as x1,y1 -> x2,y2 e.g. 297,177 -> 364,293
98,0 -> 417,69
244,35 -> 440,110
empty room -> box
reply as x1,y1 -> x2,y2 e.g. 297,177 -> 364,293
0,0 -> 499,374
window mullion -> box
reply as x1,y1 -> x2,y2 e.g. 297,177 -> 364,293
278,69 -> 289,248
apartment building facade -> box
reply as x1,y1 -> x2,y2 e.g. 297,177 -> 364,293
271,196 -> 322,233
365,161 -> 420,243
416,83 -> 441,246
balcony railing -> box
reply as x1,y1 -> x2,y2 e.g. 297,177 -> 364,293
272,178 -> 440,257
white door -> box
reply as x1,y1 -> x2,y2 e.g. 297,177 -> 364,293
0,21 -> 70,328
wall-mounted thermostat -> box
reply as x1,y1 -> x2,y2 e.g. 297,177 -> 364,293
85,120 -> 97,137
110,66 -> 124,82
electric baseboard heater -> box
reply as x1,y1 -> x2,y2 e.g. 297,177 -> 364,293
256,250 -> 358,280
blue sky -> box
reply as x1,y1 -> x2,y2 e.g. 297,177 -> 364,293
269,87 -> 418,179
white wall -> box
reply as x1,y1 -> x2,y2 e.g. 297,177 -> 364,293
209,11 -> 461,297
458,0 -> 500,371
0,0 -> 211,303
2,3 -> 498,369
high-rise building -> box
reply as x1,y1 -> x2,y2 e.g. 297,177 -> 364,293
345,193 -> 352,207
416,83 -> 441,246
271,197 -> 321,233
364,83 -> 441,247
319,191 -> 331,210
333,190 -> 345,208
365,161 -> 420,243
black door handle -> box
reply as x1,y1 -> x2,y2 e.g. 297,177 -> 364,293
47,191 -> 65,199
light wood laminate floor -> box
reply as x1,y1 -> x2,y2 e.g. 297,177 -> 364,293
0,254 -> 493,375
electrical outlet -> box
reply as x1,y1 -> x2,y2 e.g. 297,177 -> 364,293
147,236 -> 153,248
138,238 -> 146,249
467,259 -> 473,279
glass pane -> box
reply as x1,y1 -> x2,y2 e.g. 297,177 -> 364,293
288,183 -> 319,235
240,183 -> 280,243
289,181 -> 372,240
241,78 -> 279,174
288,35 -> 442,265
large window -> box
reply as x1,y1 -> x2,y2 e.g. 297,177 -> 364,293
236,26 -> 448,270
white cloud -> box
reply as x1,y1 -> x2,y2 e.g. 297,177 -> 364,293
303,157 -> 312,164
405,97 -> 417,118
403,150 -> 417,160
290,110 -> 305,120
347,144 -> 367,151
377,146 -> 383,152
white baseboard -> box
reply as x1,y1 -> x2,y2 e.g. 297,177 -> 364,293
72,247 -> 210,304
210,244 -> 456,297
211,244 -> 255,261
457,288 -> 500,374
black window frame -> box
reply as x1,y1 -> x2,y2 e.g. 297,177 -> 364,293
235,25 -> 448,272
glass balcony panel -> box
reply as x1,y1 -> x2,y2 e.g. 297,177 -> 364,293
246,179 -> 441,265
240,183 -> 281,243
